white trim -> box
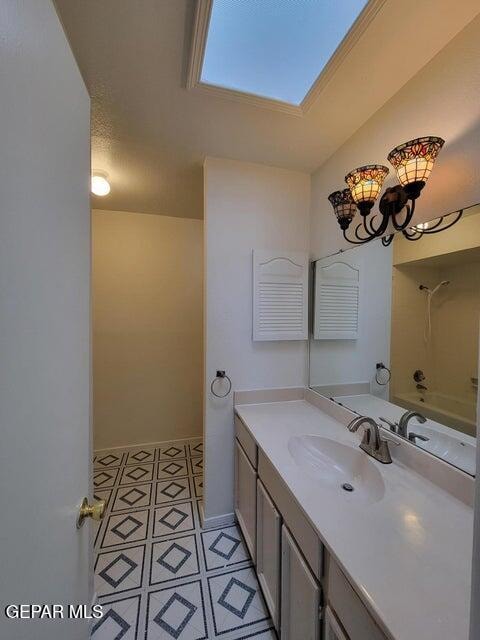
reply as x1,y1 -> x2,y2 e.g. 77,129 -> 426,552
187,0 -> 386,116
94,434 -> 201,454
186,0 -> 212,90
199,502 -> 236,530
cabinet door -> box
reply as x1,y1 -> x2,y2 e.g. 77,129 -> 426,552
281,525 -> 321,640
256,480 -> 281,631
234,439 -> 256,561
324,606 -> 349,640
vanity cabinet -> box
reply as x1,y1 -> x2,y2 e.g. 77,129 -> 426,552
234,439 -> 257,561
234,412 -> 388,640
324,607 -> 349,640
256,479 -> 281,631
281,525 -> 321,640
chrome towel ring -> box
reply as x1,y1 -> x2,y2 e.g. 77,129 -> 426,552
210,370 -> 232,398
375,362 -> 391,385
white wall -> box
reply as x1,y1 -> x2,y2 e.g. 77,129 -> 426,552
92,210 -> 203,450
310,14 -> 480,259
203,157 -> 310,521
310,239 -> 392,397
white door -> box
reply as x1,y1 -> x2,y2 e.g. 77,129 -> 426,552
0,2 -> 92,639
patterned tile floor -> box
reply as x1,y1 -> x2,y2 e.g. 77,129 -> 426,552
92,439 -> 276,640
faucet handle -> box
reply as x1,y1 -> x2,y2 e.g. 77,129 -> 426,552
380,434 -> 401,446
408,432 -> 429,443
379,416 -> 398,432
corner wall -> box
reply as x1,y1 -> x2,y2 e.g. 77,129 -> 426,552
92,210 -> 203,450
203,157 -> 310,522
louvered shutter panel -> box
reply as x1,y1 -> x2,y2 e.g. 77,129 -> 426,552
253,250 -> 308,341
314,261 -> 359,340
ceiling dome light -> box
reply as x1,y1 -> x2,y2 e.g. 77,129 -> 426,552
91,173 -> 111,197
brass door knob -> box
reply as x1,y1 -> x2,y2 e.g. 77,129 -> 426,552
76,497 -> 106,529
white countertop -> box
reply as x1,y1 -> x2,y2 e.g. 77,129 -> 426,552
235,399 -> 473,640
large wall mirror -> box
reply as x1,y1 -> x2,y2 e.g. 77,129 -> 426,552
309,204 -> 480,476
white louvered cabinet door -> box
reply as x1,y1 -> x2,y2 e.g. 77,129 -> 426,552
314,260 -> 359,340
253,250 -> 308,341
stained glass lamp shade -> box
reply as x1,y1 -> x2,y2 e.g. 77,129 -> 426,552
345,164 -> 389,215
387,136 -> 445,199
328,189 -> 357,230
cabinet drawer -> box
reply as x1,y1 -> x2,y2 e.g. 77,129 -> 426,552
258,451 -> 323,580
234,439 -> 257,562
327,559 -> 387,640
281,525 -> 321,640
235,414 -> 257,468
256,480 -> 281,631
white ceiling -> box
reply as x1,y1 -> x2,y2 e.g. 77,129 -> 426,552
54,0 -> 480,219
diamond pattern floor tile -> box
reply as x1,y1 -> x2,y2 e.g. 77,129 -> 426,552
94,468 -> 120,489
94,452 -> 126,470
146,580 -> 208,640
201,525 -> 249,572
95,545 -> 145,597
157,459 -> 190,480
158,443 -> 188,461
150,534 -> 200,585
208,567 -> 270,636
92,439 -> 274,640
111,484 -> 153,512
126,448 -> 156,465
155,478 -> 191,504
101,510 -> 149,549
153,502 -> 195,538
92,594 -> 140,640
119,464 -> 155,486
189,458 -> 203,476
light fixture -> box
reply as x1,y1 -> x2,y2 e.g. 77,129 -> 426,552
401,209 -> 464,241
387,136 -> 444,198
327,136 -> 460,246
344,164 -> 389,216
91,173 -> 111,197
328,189 -> 357,230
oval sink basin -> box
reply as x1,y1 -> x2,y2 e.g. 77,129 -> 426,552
288,435 -> 385,505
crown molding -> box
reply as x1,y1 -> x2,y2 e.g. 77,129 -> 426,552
186,0 -> 386,117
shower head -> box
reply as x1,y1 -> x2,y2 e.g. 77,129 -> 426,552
432,280 -> 450,294
419,280 -> 450,294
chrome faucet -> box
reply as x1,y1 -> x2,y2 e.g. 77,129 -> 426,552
347,416 -> 394,464
397,411 -> 426,438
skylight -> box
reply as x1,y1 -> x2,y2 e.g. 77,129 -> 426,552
201,0 -> 368,106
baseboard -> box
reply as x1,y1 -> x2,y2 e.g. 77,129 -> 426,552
94,434 -> 202,454
199,502 -> 235,530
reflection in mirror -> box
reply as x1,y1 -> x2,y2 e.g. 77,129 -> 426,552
309,204 -> 480,476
